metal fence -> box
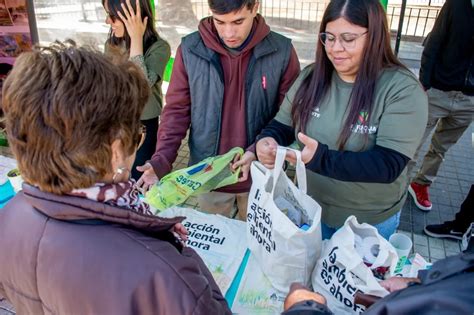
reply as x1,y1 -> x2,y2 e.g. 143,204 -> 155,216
191,0 -> 327,29
389,0 -> 444,5
33,0 -> 105,22
387,4 -> 441,38
191,0 -> 444,39
32,0 -> 444,40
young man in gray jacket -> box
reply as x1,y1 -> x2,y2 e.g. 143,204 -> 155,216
137,0 -> 300,220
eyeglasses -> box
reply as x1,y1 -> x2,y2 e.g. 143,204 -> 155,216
135,124 -> 146,149
105,9 -> 118,22
319,31 -> 368,49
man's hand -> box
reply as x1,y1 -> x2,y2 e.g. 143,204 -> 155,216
285,132 -> 319,165
256,137 -> 278,169
136,162 -> 159,192
380,277 -> 420,293
231,151 -> 256,182
284,283 -> 327,311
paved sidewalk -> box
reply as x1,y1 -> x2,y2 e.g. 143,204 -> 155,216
399,125 -> 473,262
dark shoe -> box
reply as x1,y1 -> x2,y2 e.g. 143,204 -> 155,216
424,221 -> 465,240
408,182 -> 432,211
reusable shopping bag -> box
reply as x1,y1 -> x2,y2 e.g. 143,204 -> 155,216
146,147 -> 243,212
231,252 -> 286,315
247,146 -> 322,293
160,207 -> 247,295
311,216 -> 399,315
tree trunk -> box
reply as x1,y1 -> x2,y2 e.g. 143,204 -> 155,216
158,0 -> 198,28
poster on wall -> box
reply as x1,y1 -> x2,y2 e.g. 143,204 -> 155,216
0,0 -> 37,126
0,0 -> 34,63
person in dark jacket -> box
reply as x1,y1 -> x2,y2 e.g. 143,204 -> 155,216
408,0 -> 474,211
283,253 -> 474,315
0,41 -> 231,315
136,0 -> 300,220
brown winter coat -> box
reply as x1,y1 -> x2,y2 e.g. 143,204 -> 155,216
0,184 -> 231,315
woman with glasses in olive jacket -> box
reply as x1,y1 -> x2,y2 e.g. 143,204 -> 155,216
257,0 -> 428,240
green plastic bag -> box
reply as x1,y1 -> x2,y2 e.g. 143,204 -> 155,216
163,57 -> 174,83
146,147 -> 244,212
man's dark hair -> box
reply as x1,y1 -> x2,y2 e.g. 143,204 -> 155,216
208,0 -> 257,14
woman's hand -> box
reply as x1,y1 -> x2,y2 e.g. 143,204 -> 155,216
171,223 -> 189,245
256,137 -> 278,169
285,132 -> 319,165
117,0 -> 147,57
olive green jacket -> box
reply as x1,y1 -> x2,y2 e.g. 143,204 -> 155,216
106,37 -> 171,120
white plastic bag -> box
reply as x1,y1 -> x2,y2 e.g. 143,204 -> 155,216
160,207 -> 247,295
231,253 -> 285,315
247,146 -> 322,293
311,216 -> 399,314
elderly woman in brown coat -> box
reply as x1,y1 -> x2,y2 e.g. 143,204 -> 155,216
0,42 -> 231,315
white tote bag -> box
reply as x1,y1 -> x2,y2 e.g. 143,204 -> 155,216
247,146 -> 322,293
312,216 -> 399,315
160,207 -> 247,295
231,252 -> 286,315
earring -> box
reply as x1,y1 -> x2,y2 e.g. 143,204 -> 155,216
112,167 -> 128,183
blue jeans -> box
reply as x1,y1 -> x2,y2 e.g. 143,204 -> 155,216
321,212 -> 401,240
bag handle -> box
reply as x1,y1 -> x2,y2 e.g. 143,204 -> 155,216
273,146 -> 307,193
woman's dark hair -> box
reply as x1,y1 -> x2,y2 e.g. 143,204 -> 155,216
103,0 -> 158,53
291,0 -> 406,149
208,0 -> 257,14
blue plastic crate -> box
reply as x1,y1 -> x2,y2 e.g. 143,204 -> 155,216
0,181 -> 15,208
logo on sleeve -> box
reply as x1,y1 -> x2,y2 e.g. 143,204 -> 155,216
311,107 -> 321,118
